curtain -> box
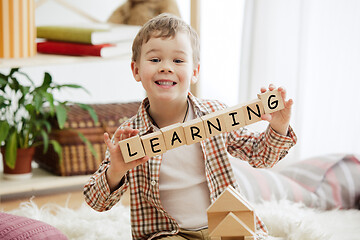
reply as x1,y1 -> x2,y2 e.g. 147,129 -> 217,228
239,0 -> 360,163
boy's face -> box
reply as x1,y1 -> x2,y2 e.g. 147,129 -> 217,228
131,32 -> 199,104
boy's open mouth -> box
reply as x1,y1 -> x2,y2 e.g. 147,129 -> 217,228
155,80 -> 176,86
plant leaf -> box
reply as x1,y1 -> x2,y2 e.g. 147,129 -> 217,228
55,104 -> 67,129
76,103 -> 98,124
49,140 -> 63,163
5,131 -> 17,169
77,132 -> 98,159
0,121 -> 10,143
40,129 -> 49,153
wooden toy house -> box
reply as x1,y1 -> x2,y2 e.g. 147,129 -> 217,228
207,186 -> 257,240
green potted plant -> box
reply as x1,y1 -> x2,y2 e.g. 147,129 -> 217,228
0,68 -> 98,179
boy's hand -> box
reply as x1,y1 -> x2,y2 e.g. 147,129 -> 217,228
104,127 -> 149,191
260,84 -> 293,136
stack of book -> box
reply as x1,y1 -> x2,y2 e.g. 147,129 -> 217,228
36,23 -> 141,58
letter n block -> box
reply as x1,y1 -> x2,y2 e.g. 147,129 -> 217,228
183,118 -> 206,145
257,89 -> 285,114
141,131 -> 167,158
119,135 -> 146,163
223,104 -> 246,132
243,99 -> 265,125
201,110 -> 227,138
161,123 -> 186,150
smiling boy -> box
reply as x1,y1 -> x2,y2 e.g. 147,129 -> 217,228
84,13 -> 297,240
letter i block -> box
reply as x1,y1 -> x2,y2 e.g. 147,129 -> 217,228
141,131 -> 167,158
183,118 -> 206,145
223,104 -> 246,132
119,135 -> 146,163
161,123 -> 186,150
201,110 -> 227,138
243,99 -> 265,125
257,89 -> 285,114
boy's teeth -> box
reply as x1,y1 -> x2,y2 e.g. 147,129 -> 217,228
157,81 -> 174,86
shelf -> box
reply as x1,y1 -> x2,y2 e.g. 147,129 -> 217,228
0,166 -> 91,201
0,52 -> 131,68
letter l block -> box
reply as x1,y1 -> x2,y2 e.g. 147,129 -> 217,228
119,135 -> 146,163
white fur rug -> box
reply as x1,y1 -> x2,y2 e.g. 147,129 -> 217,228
5,199 -> 360,240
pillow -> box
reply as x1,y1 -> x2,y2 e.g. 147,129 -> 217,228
280,154 -> 360,210
0,212 -> 68,240
230,158 -> 319,208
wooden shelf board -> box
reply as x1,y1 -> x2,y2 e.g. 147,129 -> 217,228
0,53 -> 131,68
0,167 -> 91,198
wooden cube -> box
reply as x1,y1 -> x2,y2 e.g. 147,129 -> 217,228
119,135 -> 146,163
242,99 -> 264,125
183,118 -> 206,145
161,123 -> 186,150
141,131 -> 167,158
257,89 -> 285,114
223,104 -> 246,132
201,110 -> 227,138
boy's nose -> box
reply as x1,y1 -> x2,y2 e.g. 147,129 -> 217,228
159,63 -> 173,73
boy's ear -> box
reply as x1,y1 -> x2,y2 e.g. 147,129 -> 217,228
131,61 -> 141,82
191,64 -> 200,84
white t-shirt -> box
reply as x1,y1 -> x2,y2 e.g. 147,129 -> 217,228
159,103 -> 211,230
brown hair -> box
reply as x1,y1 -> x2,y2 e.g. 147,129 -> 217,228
132,13 -> 200,66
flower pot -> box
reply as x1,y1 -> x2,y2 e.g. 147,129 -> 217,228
1,147 -> 35,180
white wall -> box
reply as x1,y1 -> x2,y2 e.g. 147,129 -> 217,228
0,0 -> 192,104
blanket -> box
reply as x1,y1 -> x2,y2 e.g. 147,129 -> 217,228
5,198 -> 360,240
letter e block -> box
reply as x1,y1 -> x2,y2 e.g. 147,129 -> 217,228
141,131 -> 167,158
201,110 -> 227,138
243,99 -> 265,125
161,123 -> 186,150
257,89 -> 285,114
183,118 -> 206,145
223,104 -> 246,132
119,135 -> 146,163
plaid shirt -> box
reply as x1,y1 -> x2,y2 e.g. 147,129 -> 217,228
84,92 -> 297,240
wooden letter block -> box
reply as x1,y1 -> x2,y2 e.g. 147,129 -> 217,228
141,131 -> 167,158
183,118 -> 206,145
257,89 -> 285,114
201,111 -> 227,138
243,99 -> 264,125
223,104 -> 246,132
119,135 -> 146,163
161,123 -> 186,150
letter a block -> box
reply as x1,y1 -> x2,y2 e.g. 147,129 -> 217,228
201,111 -> 227,138
141,131 -> 167,158
257,89 -> 285,114
119,135 -> 146,163
243,99 -> 265,125
223,104 -> 246,132
161,123 -> 186,150
183,118 -> 206,145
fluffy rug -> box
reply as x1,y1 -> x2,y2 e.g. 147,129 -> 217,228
5,199 -> 360,240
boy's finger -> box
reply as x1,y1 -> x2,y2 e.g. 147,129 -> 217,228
104,132 -> 113,148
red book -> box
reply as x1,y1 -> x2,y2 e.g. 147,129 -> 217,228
37,41 -> 131,57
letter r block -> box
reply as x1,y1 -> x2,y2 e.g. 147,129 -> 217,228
161,123 -> 186,150
183,118 -> 206,145
257,89 -> 285,114
141,131 -> 167,158
119,135 -> 146,163
243,99 -> 265,125
201,110 -> 227,138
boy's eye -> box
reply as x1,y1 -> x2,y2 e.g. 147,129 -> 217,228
150,58 -> 160,62
174,59 -> 184,63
